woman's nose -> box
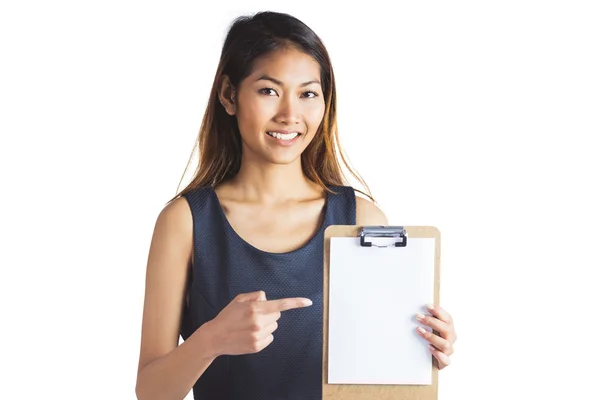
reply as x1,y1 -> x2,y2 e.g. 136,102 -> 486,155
275,96 -> 301,125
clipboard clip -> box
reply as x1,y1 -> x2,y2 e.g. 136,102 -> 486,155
359,226 -> 407,248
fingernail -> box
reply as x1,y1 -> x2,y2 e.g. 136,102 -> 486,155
426,304 -> 435,310
303,299 -> 313,306
429,344 -> 436,351
417,327 -> 426,334
416,313 -> 425,320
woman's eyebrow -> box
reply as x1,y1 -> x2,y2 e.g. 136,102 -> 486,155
255,75 -> 321,87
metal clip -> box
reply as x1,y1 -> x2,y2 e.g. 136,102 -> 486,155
359,226 -> 407,247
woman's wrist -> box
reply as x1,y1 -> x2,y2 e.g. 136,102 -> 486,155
191,320 -> 222,360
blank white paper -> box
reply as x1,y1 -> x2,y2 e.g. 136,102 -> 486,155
328,236 -> 436,385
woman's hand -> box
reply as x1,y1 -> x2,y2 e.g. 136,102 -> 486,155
204,290 -> 312,357
415,304 -> 457,370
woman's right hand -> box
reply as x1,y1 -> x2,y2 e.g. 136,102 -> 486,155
204,290 -> 313,356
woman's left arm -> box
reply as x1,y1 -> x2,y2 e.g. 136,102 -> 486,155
355,195 -> 457,370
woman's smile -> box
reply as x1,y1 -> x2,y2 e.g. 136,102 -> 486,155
265,130 -> 302,146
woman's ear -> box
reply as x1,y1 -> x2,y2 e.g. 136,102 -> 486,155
218,75 -> 237,116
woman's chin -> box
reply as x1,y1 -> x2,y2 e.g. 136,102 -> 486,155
265,153 -> 302,166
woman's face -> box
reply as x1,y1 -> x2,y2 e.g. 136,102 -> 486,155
223,47 -> 326,166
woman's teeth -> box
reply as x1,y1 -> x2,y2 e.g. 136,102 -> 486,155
266,131 -> 299,140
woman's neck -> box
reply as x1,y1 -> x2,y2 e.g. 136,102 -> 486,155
224,160 -> 321,204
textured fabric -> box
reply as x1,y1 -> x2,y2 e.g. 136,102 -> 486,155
180,185 -> 356,400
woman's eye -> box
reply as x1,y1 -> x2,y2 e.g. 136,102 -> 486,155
259,88 -> 277,96
303,91 -> 318,98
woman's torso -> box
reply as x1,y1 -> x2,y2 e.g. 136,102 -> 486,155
180,184 -> 356,400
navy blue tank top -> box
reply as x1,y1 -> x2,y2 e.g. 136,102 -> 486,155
180,185 -> 356,400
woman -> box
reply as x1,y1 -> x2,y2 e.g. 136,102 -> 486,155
135,11 -> 457,400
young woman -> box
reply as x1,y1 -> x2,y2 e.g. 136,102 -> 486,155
135,11 -> 457,400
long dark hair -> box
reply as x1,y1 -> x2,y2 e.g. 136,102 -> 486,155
169,11 -> 373,203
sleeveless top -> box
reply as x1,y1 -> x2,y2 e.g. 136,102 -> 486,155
180,185 -> 356,400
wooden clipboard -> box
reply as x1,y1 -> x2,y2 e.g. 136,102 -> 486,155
322,225 -> 441,400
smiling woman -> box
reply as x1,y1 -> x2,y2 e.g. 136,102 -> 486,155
135,10 -> 456,400
218,48 -> 326,164
170,11 -> 373,199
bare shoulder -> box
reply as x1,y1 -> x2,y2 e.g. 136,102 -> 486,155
153,196 -> 194,257
355,194 -> 389,225
136,196 -> 193,375
158,196 -> 194,234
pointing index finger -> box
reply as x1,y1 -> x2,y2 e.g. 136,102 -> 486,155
263,297 -> 313,313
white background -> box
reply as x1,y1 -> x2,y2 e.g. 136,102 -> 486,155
1,1 -> 599,399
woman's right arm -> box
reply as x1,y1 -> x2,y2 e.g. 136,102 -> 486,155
135,197 -> 216,400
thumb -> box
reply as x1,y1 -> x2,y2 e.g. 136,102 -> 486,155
235,290 -> 267,302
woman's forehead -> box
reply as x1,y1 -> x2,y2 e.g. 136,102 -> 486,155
248,49 -> 321,85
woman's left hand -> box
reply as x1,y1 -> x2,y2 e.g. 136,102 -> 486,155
416,304 -> 457,370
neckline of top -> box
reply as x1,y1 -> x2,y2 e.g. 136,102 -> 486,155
208,185 -> 332,256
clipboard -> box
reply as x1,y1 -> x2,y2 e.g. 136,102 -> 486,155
322,225 -> 441,400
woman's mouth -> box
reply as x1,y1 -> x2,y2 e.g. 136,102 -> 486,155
266,131 -> 299,140
265,131 -> 301,146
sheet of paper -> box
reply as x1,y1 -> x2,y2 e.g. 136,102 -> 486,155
328,236 -> 436,385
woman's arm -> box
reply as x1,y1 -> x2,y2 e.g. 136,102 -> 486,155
135,197 -> 217,400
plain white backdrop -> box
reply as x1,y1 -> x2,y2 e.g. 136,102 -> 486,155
1,1 -> 599,399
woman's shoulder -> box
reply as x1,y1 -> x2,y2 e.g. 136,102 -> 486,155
350,188 -> 388,226
160,196 -> 194,235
